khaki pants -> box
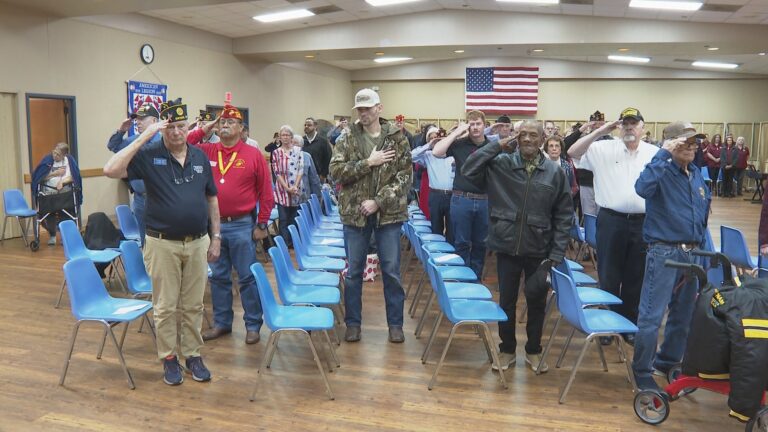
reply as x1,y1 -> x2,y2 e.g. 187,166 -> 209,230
144,235 -> 209,360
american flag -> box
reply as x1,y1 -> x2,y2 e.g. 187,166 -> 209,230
465,67 -> 539,115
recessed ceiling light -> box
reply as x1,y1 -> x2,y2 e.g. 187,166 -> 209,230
375,52 -> 385,56
365,0 -> 421,6
608,55 -> 651,63
496,0 -> 558,4
304,55 -> 315,59
374,57 -> 412,63
706,46 -> 719,51
253,9 -> 314,23
692,60 -> 739,69
618,48 -> 630,52
453,50 -> 465,53
759,52 -> 767,56
629,0 -> 702,11
532,49 -> 544,53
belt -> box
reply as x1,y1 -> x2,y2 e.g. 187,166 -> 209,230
145,229 -> 207,242
452,190 -> 488,199
430,188 -> 453,195
601,208 -> 645,220
651,241 -> 698,252
221,214 -> 251,223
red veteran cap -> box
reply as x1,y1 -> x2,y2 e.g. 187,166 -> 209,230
220,104 -> 243,121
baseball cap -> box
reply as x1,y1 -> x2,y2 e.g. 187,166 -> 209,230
589,110 -> 604,122
663,121 -> 707,140
496,115 -> 511,124
131,103 -> 160,119
619,107 -> 644,122
352,88 -> 380,109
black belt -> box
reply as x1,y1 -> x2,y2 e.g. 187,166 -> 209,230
221,214 -> 250,223
452,190 -> 487,199
601,208 -> 645,220
651,241 -> 698,252
146,229 -> 207,242
430,188 -> 453,195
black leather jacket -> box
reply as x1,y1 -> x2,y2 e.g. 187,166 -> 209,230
462,141 -> 573,263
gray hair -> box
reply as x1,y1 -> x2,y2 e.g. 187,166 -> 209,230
293,134 -> 303,146
279,124 -> 294,136
521,120 -> 545,136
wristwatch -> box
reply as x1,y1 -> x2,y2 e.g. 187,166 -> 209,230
212,233 -> 222,240
256,223 -> 268,230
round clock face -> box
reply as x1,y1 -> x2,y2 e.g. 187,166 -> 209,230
141,44 -> 154,64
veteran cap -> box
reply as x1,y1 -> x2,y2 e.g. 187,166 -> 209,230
352,88 -> 380,109
130,103 -> 160,119
160,98 -> 188,122
663,121 -> 707,140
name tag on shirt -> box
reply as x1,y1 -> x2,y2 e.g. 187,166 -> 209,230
153,158 -> 167,166
193,165 -> 204,174
210,161 -> 218,167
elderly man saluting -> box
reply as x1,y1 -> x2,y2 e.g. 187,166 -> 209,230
104,98 -> 220,386
631,121 -> 711,391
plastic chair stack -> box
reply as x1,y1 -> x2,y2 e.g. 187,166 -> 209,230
115,205 -> 141,246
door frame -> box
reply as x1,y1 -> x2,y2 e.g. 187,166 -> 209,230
25,93 -> 78,174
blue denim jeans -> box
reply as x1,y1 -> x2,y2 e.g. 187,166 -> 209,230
632,243 -> 699,379
208,217 -> 263,332
277,205 -> 299,246
132,192 -> 146,245
450,195 -> 488,278
342,218 -> 404,327
428,190 -> 452,244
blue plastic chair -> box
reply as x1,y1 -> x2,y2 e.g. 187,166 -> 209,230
288,225 -> 346,259
273,236 -> 341,286
321,188 -> 340,217
1,188 -> 37,247
282,228 -> 345,272
721,225 -> 758,273
556,258 -> 598,287
300,202 -> 343,231
421,259 -> 509,390
59,257 -> 153,389
119,241 -> 152,298
309,194 -> 340,224
269,246 -> 341,305
295,214 -> 345,247
543,269 -> 638,403
249,262 -> 338,400
300,210 -> 344,239
583,213 -> 598,268
57,220 -> 123,308
700,166 -> 711,183
115,205 -> 141,245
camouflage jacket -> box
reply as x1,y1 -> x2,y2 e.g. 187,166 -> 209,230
329,119 -> 412,228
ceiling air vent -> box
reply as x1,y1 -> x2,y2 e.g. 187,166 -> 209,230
699,4 -> 742,13
308,5 -> 343,15
561,0 -> 594,5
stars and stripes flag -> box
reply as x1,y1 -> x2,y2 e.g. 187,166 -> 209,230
465,67 -> 539,115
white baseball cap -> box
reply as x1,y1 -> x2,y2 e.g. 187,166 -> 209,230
352,88 -> 381,109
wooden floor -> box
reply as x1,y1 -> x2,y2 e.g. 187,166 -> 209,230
0,195 -> 760,431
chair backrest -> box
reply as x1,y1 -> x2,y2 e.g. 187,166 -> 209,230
551,268 -> 589,333
63,257 -> 113,320
250,262 -> 280,329
268,246 -> 294,304
555,260 -> 575,282
321,188 -> 336,215
569,212 -> 584,242
309,194 -> 325,220
274,235 -> 302,277
583,213 -> 598,249
299,202 -> 317,227
3,189 -> 32,214
721,225 -> 756,269
119,241 -> 151,295
59,219 -> 88,260
115,205 -> 140,241
700,166 -> 711,182
287,224 -> 309,258
426,259 -> 454,320
295,213 -> 315,242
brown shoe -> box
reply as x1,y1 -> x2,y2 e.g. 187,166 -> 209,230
202,327 -> 231,341
245,330 -> 260,344
388,326 -> 405,343
344,326 -> 361,342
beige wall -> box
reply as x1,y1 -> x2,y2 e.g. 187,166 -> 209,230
0,3 -> 351,218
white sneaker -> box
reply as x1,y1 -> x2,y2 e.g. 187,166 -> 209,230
525,352 -> 549,374
492,352 -> 516,371
47,237 -> 56,246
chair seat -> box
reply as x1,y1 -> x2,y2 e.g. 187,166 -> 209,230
269,208 -> 279,221
423,242 -> 455,253
315,221 -> 343,230
445,282 -> 493,300
282,286 -> 340,305
410,214 -> 427,221
305,245 -> 346,258
84,249 -> 121,264
438,266 -> 477,282
410,220 -> 431,227
417,233 -> 446,242
571,271 -> 598,286
300,256 -> 346,272
289,270 -> 339,286
582,308 -> 638,334
270,305 -> 335,331
308,228 -> 344,239
412,225 -> 432,234
576,287 -> 622,306
565,259 -> 584,272
8,209 -> 37,217
430,253 -> 464,266
307,236 -> 345,247
75,297 -> 152,322
447,299 -> 507,323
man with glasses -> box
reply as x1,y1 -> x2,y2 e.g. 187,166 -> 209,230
631,121 -> 710,391
568,108 -> 658,345
104,98 -> 220,386
187,105 -> 273,345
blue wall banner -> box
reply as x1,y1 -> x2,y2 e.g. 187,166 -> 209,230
127,80 -> 167,135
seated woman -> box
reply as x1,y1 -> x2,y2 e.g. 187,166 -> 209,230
31,142 -> 82,245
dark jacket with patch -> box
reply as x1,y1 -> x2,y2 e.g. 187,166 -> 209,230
462,141 -> 572,263
329,119 -> 412,228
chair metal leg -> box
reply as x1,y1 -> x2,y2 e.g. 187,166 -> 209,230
323,330 -> 340,367
481,324 -> 508,389
537,314 -> 562,376
617,337 -> 637,390
1,216 -> 8,243
540,291 -> 555,335
414,290 -> 434,338
266,331 -> 283,368
97,327 -> 108,359
406,266 -> 423,303
596,340 -> 609,372
476,324 -> 493,364
104,321 -> 136,390
312,331 -> 334,373
250,332 -> 277,401
305,330 -> 334,400
118,321 -> 130,351
558,334 -> 592,404
16,217 -> 30,247
408,271 -> 426,317
55,280 -> 67,308
556,327 -> 577,368
615,335 -> 628,364
421,311 -> 443,363
59,321 -> 83,386
428,323 -> 459,390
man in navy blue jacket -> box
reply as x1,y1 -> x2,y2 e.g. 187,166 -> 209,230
632,121 -> 711,391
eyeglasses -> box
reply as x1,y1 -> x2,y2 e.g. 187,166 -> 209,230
167,152 -> 194,185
